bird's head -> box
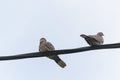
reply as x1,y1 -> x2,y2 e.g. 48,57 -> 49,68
40,38 -> 47,44
97,32 -> 104,36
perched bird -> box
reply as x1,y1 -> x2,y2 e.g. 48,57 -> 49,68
80,32 -> 104,46
39,38 -> 66,68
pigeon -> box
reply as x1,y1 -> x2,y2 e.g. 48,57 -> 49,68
39,38 -> 66,68
80,32 -> 104,46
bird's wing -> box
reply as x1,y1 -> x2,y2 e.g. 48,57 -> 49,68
45,42 -> 55,51
84,35 -> 100,45
45,42 -> 58,59
90,35 -> 104,43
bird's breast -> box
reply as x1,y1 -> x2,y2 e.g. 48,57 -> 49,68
39,45 -> 47,52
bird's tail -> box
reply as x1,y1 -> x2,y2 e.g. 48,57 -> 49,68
80,34 -> 87,38
54,57 -> 66,68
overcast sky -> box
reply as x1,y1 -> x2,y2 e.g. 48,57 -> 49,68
0,0 -> 120,80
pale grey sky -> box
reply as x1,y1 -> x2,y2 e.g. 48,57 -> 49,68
0,0 -> 120,80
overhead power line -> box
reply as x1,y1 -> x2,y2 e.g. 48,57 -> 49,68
0,43 -> 120,61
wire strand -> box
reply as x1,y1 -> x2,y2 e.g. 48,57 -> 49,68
0,43 -> 120,61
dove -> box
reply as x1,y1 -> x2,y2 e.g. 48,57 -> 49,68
39,38 -> 66,68
80,32 -> 104,46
